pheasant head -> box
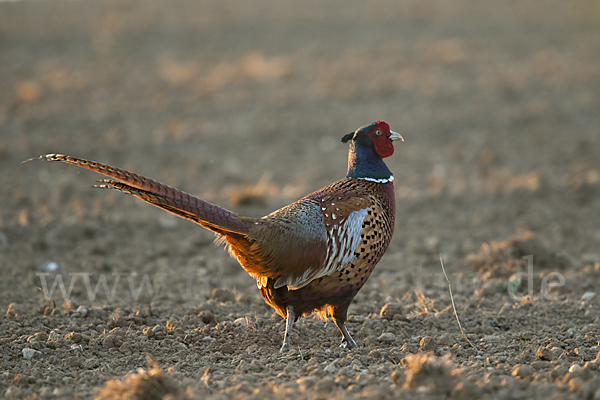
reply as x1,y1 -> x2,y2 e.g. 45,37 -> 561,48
342,121 -> 403,182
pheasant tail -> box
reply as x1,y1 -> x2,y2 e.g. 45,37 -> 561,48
34,154 -> 252,236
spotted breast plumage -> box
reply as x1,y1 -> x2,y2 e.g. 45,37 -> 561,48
29,121 -> 403,351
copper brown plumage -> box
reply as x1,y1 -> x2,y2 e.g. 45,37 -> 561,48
28,121 -> 403,351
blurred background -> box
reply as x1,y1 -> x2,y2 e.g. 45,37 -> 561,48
1,0 -> 600,304
1,2 -> 600,397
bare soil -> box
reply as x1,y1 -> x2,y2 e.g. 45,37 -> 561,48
1,1 -> 600,399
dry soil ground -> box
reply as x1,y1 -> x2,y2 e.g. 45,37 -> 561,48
1,1 -> 600,399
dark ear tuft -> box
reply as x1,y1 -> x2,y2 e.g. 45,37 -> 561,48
341,133 -> 354,143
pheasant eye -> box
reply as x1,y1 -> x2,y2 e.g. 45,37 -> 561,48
374,129 -> 382,136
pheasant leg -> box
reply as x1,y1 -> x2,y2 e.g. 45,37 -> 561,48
336,322 -> 358,349
280,306 -> 295,352
331,303 -> 358,349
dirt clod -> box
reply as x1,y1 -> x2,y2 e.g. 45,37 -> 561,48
211,288 -> 236,303
95,358 -> 186,400
379,303 -> 404,320
536,346 -> 554,361
198,310 -> 215,324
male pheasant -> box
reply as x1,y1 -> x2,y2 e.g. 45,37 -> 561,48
31,121 -> 403,351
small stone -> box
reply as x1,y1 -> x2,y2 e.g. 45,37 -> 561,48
378,332 -> 396,344
71,344 -> 83,352
7,303 -> 29,317
22,348 -> 41,359
324,363 -> 336,373
512,364 -> 534,378
581,292 -> 596,302
75,306 -> 88,317
40,261 -> 58,272
569,364 -> 581,373
380,303 -> 404,320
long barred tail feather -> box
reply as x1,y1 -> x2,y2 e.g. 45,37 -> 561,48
28,154 -> 252,235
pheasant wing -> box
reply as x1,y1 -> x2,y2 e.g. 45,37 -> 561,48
249,182 -> 373,290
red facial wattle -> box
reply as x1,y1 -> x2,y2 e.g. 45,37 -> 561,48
371,122 -> 394,158
372,137 -> 394,158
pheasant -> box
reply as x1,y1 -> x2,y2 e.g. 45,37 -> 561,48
30,121 -> 403,351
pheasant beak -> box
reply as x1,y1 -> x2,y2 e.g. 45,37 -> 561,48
389,131 -> 404,142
